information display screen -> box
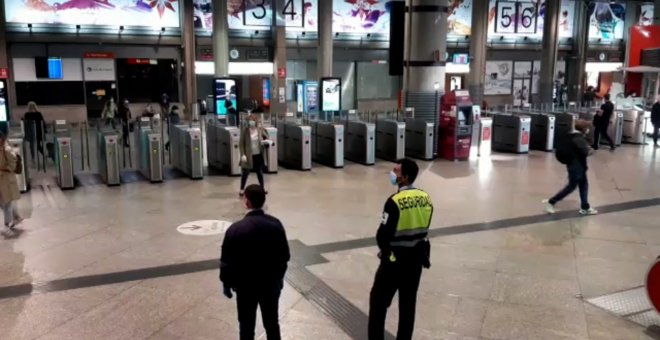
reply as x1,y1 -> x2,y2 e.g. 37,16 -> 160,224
262,78 -> 270,108
213,78 -> 237,117
320,78 -> 341,112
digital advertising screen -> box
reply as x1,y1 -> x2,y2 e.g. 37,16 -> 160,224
304,81 -> 318,113
296,82 -> 304,113
262,78 -> 271,108
48,57 -> 63,79
587,1 -> 625,41
453,53 -> 469,65
320,78 -> 341,112
213,78 -> 237,117
4,0 -> 181,28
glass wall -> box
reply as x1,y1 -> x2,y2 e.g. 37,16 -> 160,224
356,62 -> 400,100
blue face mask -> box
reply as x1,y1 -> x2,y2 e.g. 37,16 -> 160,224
389,171 -> 398,186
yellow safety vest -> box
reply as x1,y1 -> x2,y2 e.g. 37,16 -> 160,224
390,188 -> 433,248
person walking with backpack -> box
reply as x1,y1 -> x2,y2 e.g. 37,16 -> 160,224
543,120 -> 598,215
0,132 -> 24,237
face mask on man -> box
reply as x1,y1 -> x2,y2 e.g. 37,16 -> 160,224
389,171 -> 398,186
248,120 -> 256,127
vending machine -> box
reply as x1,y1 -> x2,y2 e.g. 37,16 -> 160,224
438,90 -> 475,161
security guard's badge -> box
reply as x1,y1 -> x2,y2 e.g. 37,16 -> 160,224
381,212 -> 389,225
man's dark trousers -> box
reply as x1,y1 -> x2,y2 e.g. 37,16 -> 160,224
549,163 -> 590,210
236,282 -> 282,340
369,258 -> 423,340
592,121 -> 615,149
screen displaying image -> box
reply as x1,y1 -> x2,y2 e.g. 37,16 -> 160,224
321,78 -> 340,112
48,57 -> 63,79
0,81 -> 7,122
262,78 -> 270,108
214,78 -> 237,117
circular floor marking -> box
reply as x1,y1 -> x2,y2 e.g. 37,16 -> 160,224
176,220 -> 231,236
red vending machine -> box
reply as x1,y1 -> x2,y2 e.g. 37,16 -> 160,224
438,90 -> 474,161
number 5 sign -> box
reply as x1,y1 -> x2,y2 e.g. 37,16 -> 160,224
495,1 -> 538,34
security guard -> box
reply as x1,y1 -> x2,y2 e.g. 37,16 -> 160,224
368,158 -> 433,340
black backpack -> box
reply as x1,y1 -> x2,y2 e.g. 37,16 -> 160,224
555,134 -> 575,165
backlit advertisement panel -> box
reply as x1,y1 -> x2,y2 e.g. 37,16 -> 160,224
214,78 -> 237,117
587,1 -> 625,40
448,0 -> 472,36
321,78 -> 341,112
4,0 -> 180,27
332,0 -> 391,34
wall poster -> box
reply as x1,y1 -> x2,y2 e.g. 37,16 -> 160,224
513,61 -> 533,79
639,3 -> 654,26
448,0 -> 472,36
587,1 -> 625,41
513,79 -> 530,106
5,0 -> 180,27
484,61 -> 513,95
531,60 -> 566,94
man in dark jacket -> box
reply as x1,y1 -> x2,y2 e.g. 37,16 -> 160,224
593,94 -> 616,151
544,120 -> 598,215
651,97 -> 660,147
220,184 -> 290,340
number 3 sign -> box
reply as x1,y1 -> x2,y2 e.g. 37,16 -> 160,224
495,1 -> 538,34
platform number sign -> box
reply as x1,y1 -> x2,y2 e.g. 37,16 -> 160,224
283,0 -> 305,27
495,1 -> 538,34
242,0 -> 272,27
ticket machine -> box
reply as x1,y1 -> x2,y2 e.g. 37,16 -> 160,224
438,90 -> 474,161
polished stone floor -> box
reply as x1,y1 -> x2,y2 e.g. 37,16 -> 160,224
1,144 -> 660,340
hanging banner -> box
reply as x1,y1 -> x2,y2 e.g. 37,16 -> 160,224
4,0 -> 180,28
587,1 -> 626,41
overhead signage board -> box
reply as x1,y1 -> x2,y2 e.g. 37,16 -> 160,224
487,0 -> 575,39
4,0 -> 180,28
320,77 -> 341,112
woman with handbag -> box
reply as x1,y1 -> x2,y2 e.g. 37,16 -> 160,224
239,115 -> 270,197
0,132 -> 23,237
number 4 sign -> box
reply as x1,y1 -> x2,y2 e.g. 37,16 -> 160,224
495,1 -> 538,34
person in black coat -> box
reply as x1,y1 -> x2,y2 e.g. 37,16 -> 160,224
652,97 -> 660,147
220,184 -> 290,340
592,94 -> 616,151
23,101 -> 46,160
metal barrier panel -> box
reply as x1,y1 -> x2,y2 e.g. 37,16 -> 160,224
148,134 -> 163,182
189,129 -> 203,179
492,115 -> 530,154
344,121 -> 375,165
404,118 -> 434,160
311,121 -> 344,168
376,119 -> 405,162
622,110 -> 647,144
171,125 -> 203,179
552,112 -> 576,141
608,112 -> 624,146
55,136 -> 75,189
206,121 -> 241,176
478,117 -> 493,157
264,127 -> 278,173
97,132 -> 120,186
528,114 -> 555,151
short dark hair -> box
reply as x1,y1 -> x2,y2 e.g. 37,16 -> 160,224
398,158 -> 419,184
604,94 -> 610,100
244,184 -> 266,209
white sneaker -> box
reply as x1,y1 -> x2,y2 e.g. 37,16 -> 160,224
579,208 -> 599,215
542,200 -> 555,214
1,226 -> 14,237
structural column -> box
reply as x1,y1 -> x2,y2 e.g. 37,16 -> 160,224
466,0 -> 488,107
271,0 -> 287,116
317,0 -> 333,80
655,0 -> 660,25
213,0 -> 229,77
182,0 -> 197,119
566,0 -> 589,103
538,0 -> 561,105
403,0 -> 448,118
0,2 -> 14,120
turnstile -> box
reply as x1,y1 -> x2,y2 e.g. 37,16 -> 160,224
206,120 -> 241,176
263,126 -> 278,173
135,118 -> 163,183
278,121 -> 312,170
622,110 -> 647,144
53,121 -> 75,189
492,114 -> 531,153
344,120 -> 375,165
311,121 -> 344,168
97,130 -> 120,186
528,113 -> 555,151
477,117 -> 493,157
405,118 -> 434,160
170,124 -> 203,179
376,119 -> 405,162
552,112 -> 576,142
608,112 -> 624,146
7,122 -> 29,192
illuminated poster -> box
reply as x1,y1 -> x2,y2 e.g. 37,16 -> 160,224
194,0 -> 273,30
321,78 -> 340,112
285,0 -> 318,31
639,3 -> 654,26
514,61 -> 532,79
0,81 -> 7,122
487,0 -> 575,38
214,78 -> 237,117
513,79 -> 529,106
262,78 -> 270,108
448,0 -> 472,36
4,0 -> 180,27
484,61 -> 513,95
332,0 -> 391,34
305,81 -> 318,113
587,1 -> 625,41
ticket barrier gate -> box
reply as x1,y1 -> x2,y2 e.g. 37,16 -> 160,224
477,117 -> 493,157
170,124 -> 203,179
608,112 -> 624,146
405,118 -> 434,160
622,110 -> 648,144
311,121 -> 344,168
527,113 -> 555,151
206,120 -> 241,176
263,126 -> 278,173
277,121 -> 312,170
135,118 -> 163,183
491,114 -> 531,153
552,112 -> 576,141
375,119 -> 405,162
344,120 -> 375,165
7,122 -> 29,192
53,121 -> 75,189
97,130 -> 120,186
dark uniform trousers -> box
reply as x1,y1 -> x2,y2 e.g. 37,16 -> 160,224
368,258 -> 424,340
236,282 -> 282,340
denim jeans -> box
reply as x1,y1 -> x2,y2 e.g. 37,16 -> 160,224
549,164 -> 590,210
2,201 -> 18,226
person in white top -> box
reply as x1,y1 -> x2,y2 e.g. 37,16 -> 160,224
239,115 -> 270,196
